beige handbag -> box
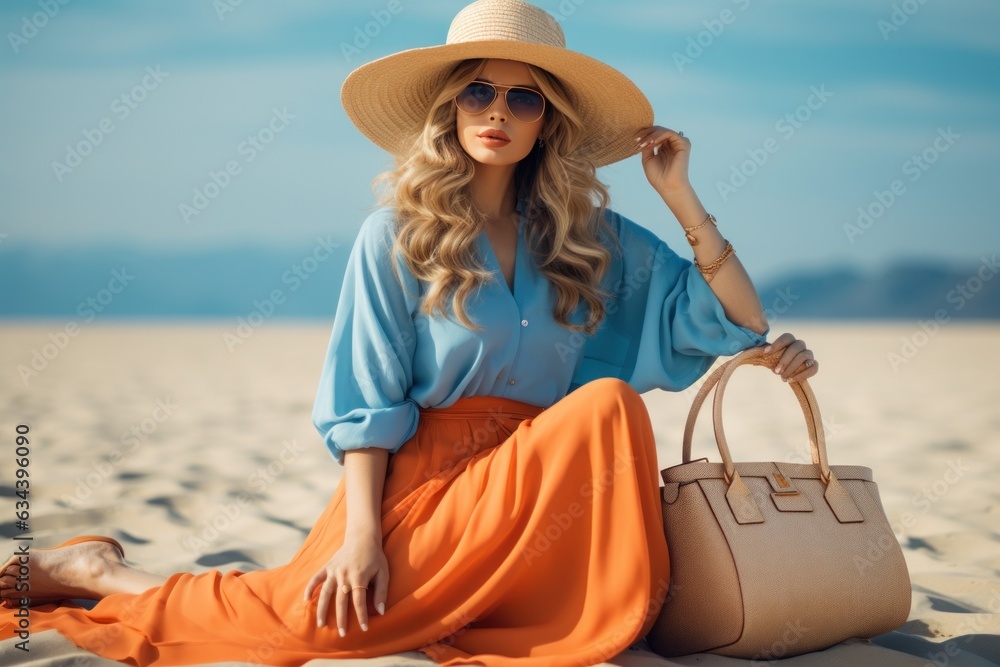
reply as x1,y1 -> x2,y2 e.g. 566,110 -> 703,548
646,344 -> 911,659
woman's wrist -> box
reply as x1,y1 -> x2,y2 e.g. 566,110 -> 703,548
658,185 -> 726,255
345,523 -> 382,543
660,186 -> 718,238
656,180 -> 693,201
659,184 -> 706,227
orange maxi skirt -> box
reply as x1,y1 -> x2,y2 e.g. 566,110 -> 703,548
1,377 -> 671,666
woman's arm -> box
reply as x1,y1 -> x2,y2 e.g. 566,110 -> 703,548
660,185 -> 769,336
305,447 -> 390,633
634,126 -> 769,336
343,447 -> 389,539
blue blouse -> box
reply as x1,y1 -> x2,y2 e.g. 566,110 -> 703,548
312,194 -> 770,465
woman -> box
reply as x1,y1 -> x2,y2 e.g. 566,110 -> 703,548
0,1 -> 818,665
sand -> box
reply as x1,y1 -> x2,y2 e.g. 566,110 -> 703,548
0,321 -> 997,666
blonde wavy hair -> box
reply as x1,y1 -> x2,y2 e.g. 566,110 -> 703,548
370,58 -> 621,336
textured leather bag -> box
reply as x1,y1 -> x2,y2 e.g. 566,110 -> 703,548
646,345 -> 911,659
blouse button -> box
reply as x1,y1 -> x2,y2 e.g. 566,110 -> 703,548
521,319 -> 528,327
509,378 -> 516,385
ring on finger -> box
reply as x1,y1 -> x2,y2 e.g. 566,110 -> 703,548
805,359 -> 815,368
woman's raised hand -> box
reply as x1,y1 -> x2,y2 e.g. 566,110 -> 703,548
635,125 -> 693,198
303,532 -> 389,636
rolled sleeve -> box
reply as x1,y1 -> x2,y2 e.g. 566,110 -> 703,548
631,233 -> 769,392
671,257 -> 770,357
577,208 -> 769,394
311,209 -> 421,466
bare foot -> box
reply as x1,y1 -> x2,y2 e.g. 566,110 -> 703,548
0,540 -> 125,607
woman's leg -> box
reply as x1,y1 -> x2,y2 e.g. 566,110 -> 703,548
97,561 -> 170,597
0,542 -> 170,606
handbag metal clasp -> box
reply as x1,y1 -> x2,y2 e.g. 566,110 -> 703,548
770,470 -> 799,496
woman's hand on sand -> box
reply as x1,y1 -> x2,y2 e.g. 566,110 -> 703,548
635,125 -> 692,198
303,532 -> 389,635
764,333 -> 819,383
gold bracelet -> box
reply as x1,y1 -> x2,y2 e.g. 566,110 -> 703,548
693,240 -> 735,283
682,212 -> 717,246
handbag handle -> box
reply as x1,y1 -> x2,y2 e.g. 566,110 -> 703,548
681,345 -> 832,483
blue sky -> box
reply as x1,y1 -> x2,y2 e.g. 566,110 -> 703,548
1,0 -> 997,284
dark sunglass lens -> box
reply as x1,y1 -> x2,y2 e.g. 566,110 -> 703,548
507,89 -> 544,121
457,82 -> 495,113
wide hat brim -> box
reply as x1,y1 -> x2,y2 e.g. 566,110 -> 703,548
341,40 -> 653,169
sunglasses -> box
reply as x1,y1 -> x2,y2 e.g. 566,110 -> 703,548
454,80 -> 547,123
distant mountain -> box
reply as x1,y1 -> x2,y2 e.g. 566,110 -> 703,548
754,257 -> 1000,319
0,245 -> 997,319
0,243 -> 349,320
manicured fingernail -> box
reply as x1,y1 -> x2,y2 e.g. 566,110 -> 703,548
774,365 -> 783,374
338,627 -> 346,637
361,623 -> 368,632
764,345 -> 771,352
378,602 -> 385,615
640,141 -> 648,147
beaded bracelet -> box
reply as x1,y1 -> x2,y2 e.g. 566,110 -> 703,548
693,240 -> 735,283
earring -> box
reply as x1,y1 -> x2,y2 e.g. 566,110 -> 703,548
537,139 -> 545,148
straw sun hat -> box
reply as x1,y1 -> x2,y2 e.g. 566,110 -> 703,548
340,0 -> 653,168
